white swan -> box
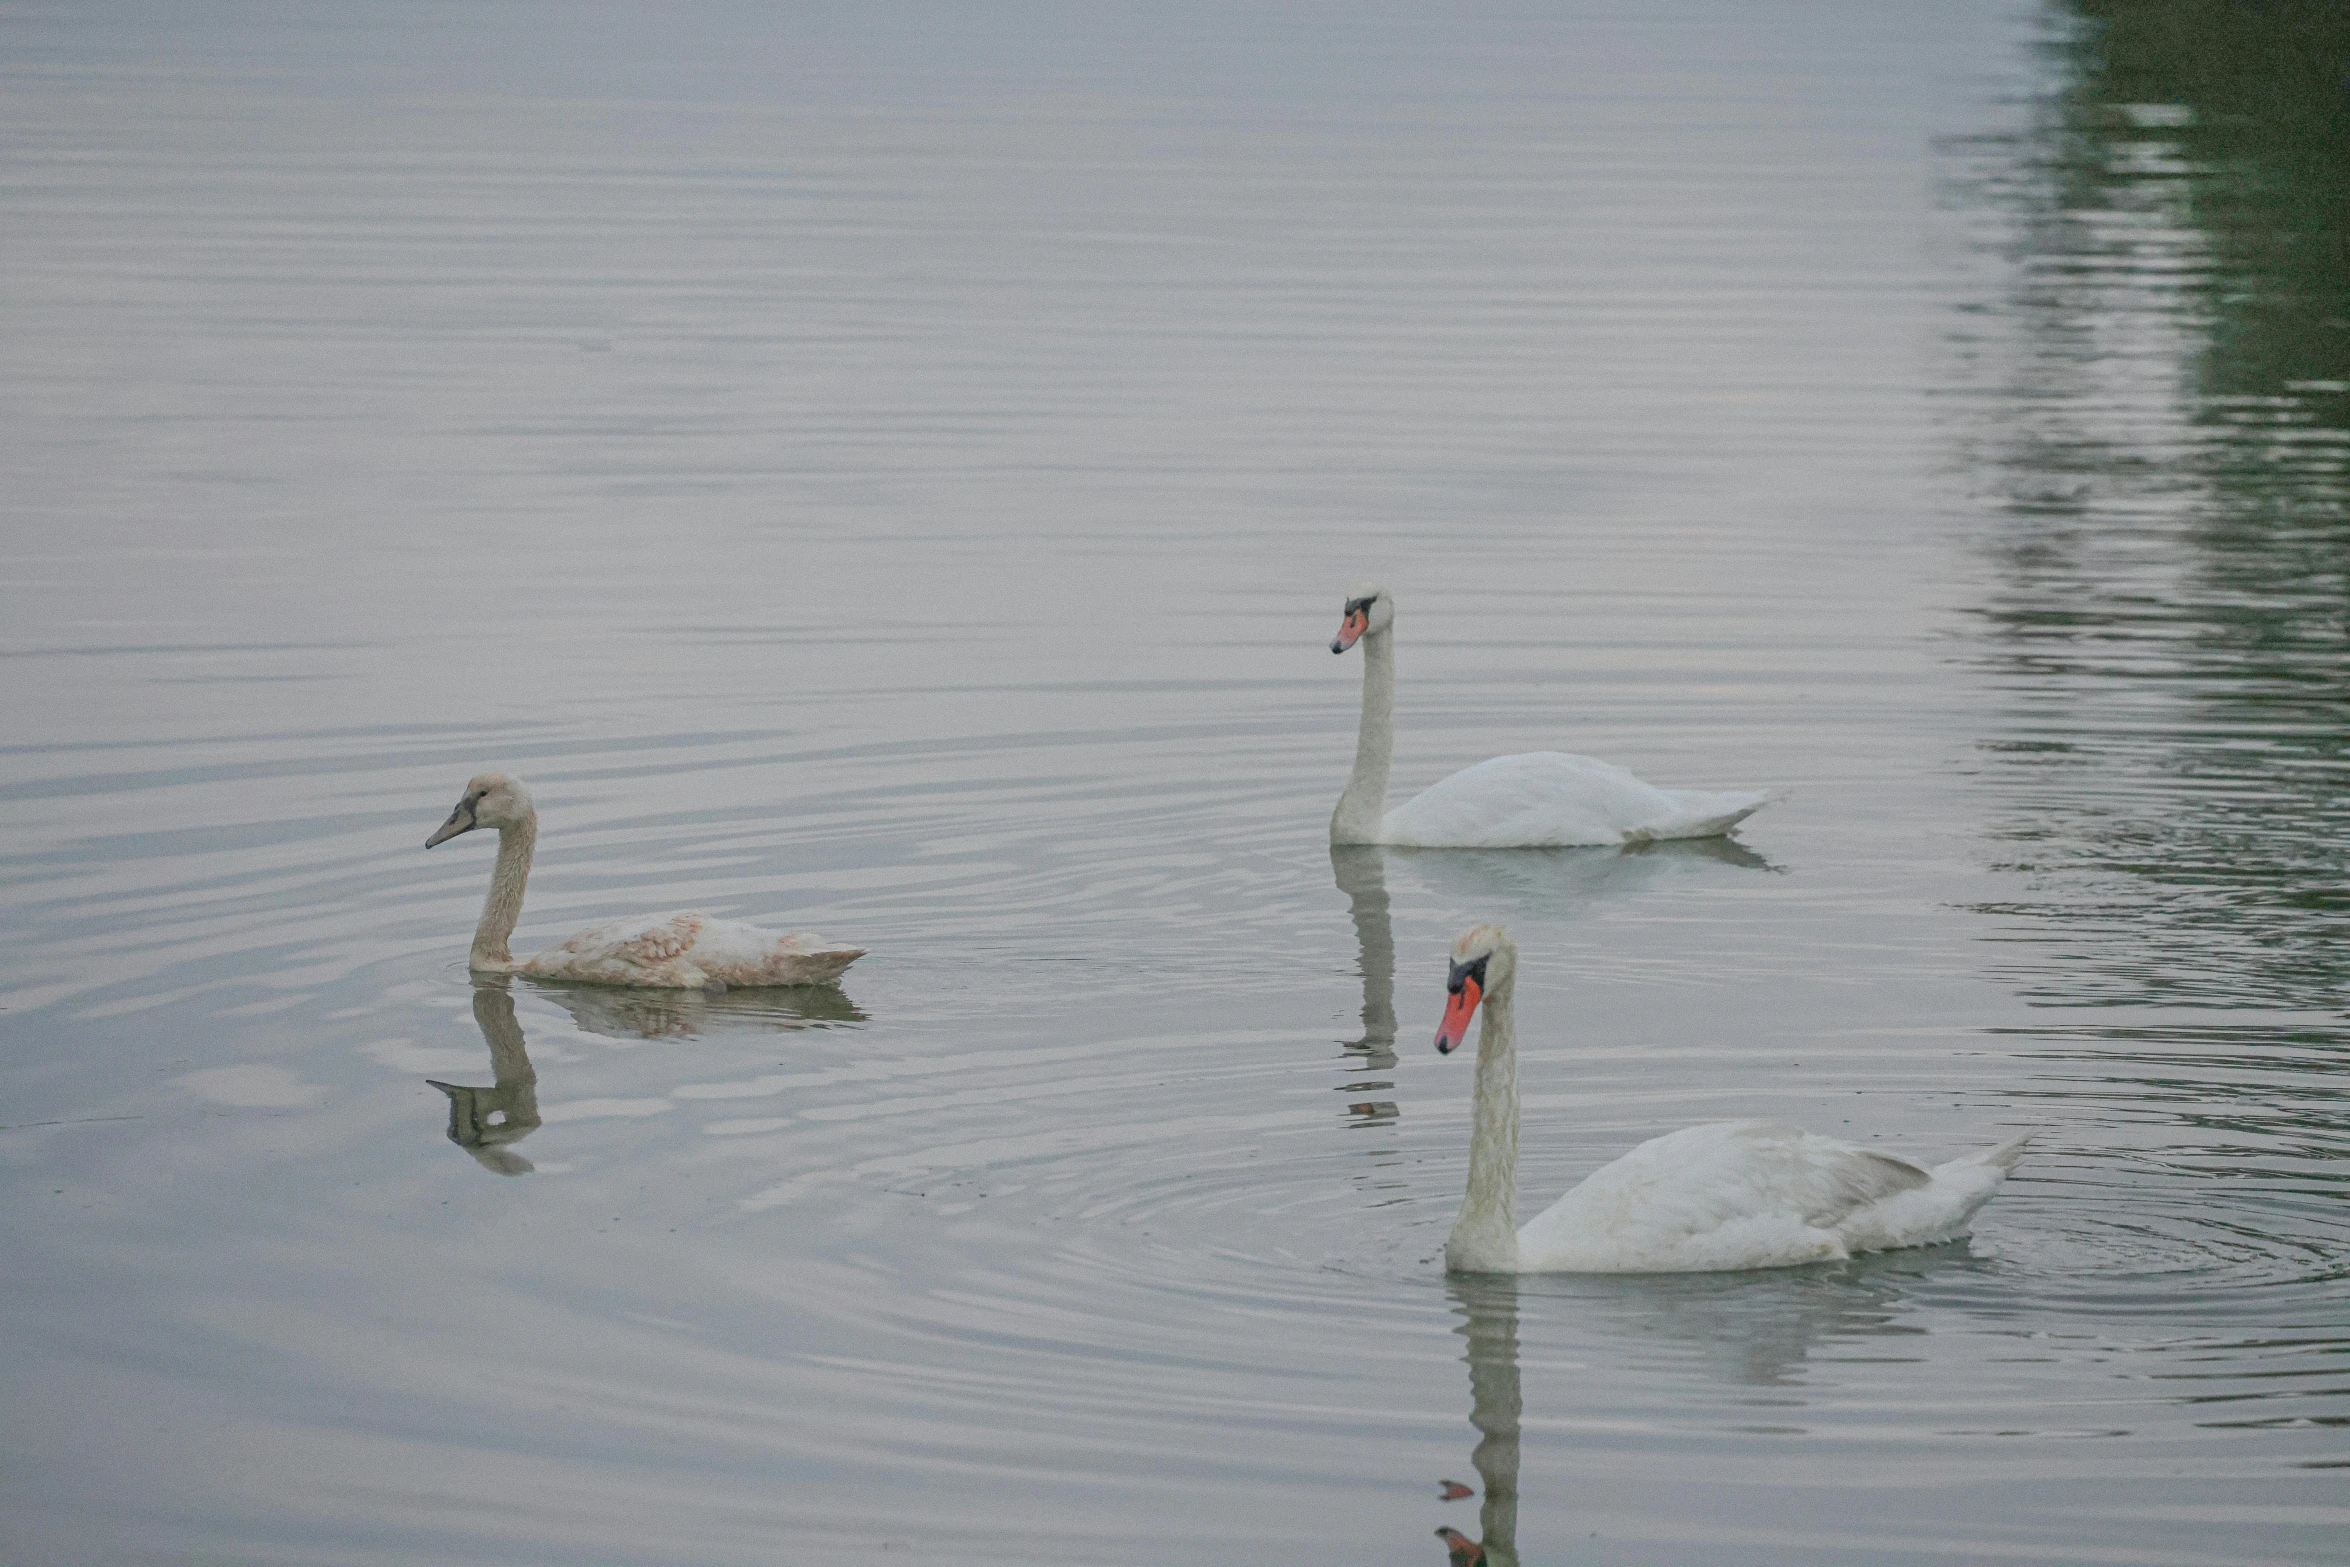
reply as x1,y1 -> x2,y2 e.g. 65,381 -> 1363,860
1432,924 -> 2029,1273
1328,583 -> 1770,847
424,773 -> 864,988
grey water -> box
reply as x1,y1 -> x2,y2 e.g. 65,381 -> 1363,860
3,2 -> 2346,1562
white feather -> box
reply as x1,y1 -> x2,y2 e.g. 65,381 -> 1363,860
1380,751 -> 1768,848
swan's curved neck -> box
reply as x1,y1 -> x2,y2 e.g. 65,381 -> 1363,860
1331,630 -> 1394,845
470,813 -> 537,973
1448,980 -> 1521,1273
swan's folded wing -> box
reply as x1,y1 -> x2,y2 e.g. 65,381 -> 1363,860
1382,753 -> 1767,848
1631,1121 -> 1930,1226
1522,1119 -> 1932,1265
1382,753 -> 1664,847
1772,1137 -> 1933,1227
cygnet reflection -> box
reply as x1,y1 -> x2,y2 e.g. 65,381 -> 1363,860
430,982 -> 542,1175
1435,1275 -> 1522,1567
1390,833 -> 1775,921
531,976 -> 867,1041
1332,846 -> 1398,1128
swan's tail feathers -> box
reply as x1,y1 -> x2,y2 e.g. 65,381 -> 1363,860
794,946 -> 866,985
1963,1132 -> 2035,1172
1654,788 -> 1775,840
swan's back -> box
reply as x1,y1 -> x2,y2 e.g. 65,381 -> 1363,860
1379,752 -> 1767,849
522,911 -> 864,989
1516,1119 -> 2017,1273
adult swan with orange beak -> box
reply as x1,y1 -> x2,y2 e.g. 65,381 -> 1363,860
1430,923 -> 2030,1274
1327,582 -> 1770,848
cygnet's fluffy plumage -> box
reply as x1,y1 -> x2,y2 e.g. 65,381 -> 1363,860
1435,923 -> 2029,1274
1327,583 -> 1769,847
425,772 -> 864,990
522,911 -> 862,988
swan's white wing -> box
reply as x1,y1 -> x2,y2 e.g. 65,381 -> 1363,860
522,912 -> 863,988
1516,1120 -> 1933,1272
1379,752 -> 1766,848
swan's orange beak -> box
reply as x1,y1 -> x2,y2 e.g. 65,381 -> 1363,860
1435,972 -> 1481,1055
1331,606 -> 1367,654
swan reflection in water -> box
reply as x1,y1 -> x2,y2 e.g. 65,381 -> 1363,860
1334,838 -> 1773,1131
1437,1275 -> 1523,1567
1389,831 -> 1775,909
430,982 -> 542,1175
1432,1253 -> 1982,1561
429,980 -> 868,1174
529,977 -> 867,1042
1332,846 -> 1399,1128
1532,1246 -> 1971,1388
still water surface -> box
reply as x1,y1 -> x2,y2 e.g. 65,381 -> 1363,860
3,3 -> 2346,1563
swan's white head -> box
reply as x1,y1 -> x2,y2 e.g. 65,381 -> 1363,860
1435,923 -> 1515,1054
1330,581 -> 1394,654
425,772 -> 535,847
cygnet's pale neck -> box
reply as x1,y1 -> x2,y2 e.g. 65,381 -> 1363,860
470,811 -> 537,972
1447,974 -> 1522,1274
1331,627 -> 1395,845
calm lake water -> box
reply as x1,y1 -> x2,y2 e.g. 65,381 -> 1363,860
4,3 -> 2346,1563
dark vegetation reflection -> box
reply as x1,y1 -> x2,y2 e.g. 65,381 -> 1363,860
1942,3 -> 2350,1395
1951,0 -> 2350,1011
430,983 -> 543,1176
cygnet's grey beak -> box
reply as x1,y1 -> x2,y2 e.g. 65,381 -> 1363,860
424,803 -> 475,848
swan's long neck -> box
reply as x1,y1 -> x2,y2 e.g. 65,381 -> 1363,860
470,813 -> 536,973
1447,980 -> 1521,1273
1331,629 -> 1394,845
